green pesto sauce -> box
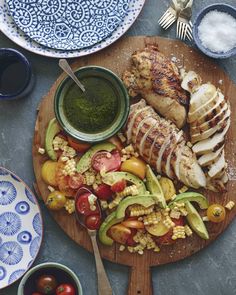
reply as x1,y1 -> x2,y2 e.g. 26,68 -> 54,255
63,76 -> 118,133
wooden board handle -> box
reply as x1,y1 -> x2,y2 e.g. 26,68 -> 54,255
128,265 -> 152,295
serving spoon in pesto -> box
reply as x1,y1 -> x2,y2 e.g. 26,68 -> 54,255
59,59 -> 86,92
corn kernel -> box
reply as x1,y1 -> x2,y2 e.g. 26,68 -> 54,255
184,225 -> 193,236
119,245 -> 125,251
225,201 -> 235,210
179,186 -> 188,193
202,216 -> 209,222
38,147 -> 45,155
48,185 -> 55,192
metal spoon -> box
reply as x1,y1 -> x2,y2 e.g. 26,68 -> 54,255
59,59 -> 85,92
75,187 -> 113,295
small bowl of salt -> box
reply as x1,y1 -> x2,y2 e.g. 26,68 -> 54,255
193,3 -> 236,58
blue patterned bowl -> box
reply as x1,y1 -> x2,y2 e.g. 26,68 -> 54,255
17,262 -> 83,295
193,4 -> 236,59
0,167 -> 43,290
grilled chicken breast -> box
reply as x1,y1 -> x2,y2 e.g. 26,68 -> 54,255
125,100 -> 206,189
123,45 -> 189,128
182,70 -> 230,191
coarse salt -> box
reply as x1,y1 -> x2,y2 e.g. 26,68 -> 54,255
198,10 -> 236,53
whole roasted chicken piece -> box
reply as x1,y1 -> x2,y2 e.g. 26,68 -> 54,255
123,45 -> 189,128
126,99 -> 206,189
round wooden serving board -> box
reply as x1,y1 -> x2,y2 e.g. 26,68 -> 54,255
33,36 -> 236,295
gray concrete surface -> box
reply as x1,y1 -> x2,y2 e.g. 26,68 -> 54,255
0,0 -> 236,294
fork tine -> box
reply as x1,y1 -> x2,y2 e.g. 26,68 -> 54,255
177,20 -> 180,38
182,23 -> 186,40
161,14 -> 174,28
158,10 -> 169,23
162,15 -> 176,29
186,28 -> 193,40
164,17 -> 176,29
159,14 -> 172,26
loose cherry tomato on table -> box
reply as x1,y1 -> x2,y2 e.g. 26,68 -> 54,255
94,183 -> 113,200
92,150 -> 121,172
85,214 -> 101,230
67,136 -> 91,153
46,191 -> 67,211
111,179 -> 127,193
36,275 -> 57,295
56,283 -> 76,295
121,157 -> 146,179
76,193 -> 99,216
68,173 -> 84,190
207,204 -> 226,223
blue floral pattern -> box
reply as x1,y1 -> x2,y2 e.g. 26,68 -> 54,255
0,167 -> 43,289
7,0 -> 130,50
0,0 -> 144,58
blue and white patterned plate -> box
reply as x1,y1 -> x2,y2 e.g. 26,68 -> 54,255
0,0 -> 145,58
0,167 -> 43,290
6,0 -> 130,50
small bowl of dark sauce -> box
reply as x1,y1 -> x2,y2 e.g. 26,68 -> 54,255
0,48 -> 32,100
54,66 -> 130,143
17,262 -> 83,295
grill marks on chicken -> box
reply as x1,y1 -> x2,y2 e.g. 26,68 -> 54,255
122,45 -> 189,129
182,71 -> 230,191
126,100 -> 206,189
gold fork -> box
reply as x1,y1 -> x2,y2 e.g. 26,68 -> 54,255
158,0 -> 188,30
176,0 -> 193,41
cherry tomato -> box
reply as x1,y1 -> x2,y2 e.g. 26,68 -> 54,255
108,224 -> 131,244
122,218 -> 144,229
92,150 -> 121,172
67,136 -> 91,153
121,157 -> 146,179
56,283 -> 76,295
46,191 -> 67,211
126,228 -> 137,246
36,275 -> 57,295
68,174 -> 84,190
94,183 -> 113,200
76,193 -> 99,216
111,179 -> 127,193
207,204 -> 226,223
156,217 -> 185,246
85,214 -> 101,230
56,161 -> 76,197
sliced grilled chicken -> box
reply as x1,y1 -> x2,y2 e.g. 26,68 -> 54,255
191,109 -> 230,143
192,114 -> 230,155
208,151 -> 225,178
181,70 -> 202,93
190,102 -> 228,133
198,145 -> 224,167
126,100 -> 206,188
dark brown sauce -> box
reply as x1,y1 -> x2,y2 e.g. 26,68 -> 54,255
23,267 -> 79,295
0,56 -> 28,96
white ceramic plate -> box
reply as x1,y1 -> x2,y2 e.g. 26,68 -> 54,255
0,0 -> 145,58
0,167 -> 43,290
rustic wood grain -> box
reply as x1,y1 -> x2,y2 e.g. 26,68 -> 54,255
32,36 -> 236,295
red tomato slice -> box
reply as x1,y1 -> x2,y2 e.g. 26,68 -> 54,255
94,183 -> 113,200
67,136 -> 91,153
56,283 -> 75,295
68,174 -> 84,190
76,193 -> 99,216
92,150 -> 121,172
56,162 -> 76,197
111,179 -> 127,193
122,219 -> 144,229
85,214 -> 101,230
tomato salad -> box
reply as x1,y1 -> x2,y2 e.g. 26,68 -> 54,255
39,118 -> 234,254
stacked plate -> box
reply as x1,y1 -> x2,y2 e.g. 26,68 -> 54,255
0,0 -> 145,58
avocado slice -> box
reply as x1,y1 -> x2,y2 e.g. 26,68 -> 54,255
76,142 -> 116,174
116,195 -> 157,219
45,118 -> 60,161
146,165 -> 166,208
185,201 -> 209,240
98,212 -> 122,246
168,192 -> 208,209
102,171 -> 146,194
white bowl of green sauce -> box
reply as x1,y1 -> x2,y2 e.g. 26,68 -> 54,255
54,66 -> 130,143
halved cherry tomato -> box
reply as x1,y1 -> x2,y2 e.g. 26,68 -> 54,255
85,214 -> 101,230
94,183 -> 113,200
111,179 -> 127,193
56,283 -> 75,295
155,217 -> 185,246
108,224 -> 131,244
92,150 -> 121,172
126,228 -> 137,246
56,161 -> 76,197
207,204 -> 226,223
107,136 -> 123,151
41,160 -> 58,187
68,173 -> 84,190
67,136 -> 91,153
122,218 -> 144,229
76,193 -> 99,216
121,157 -> 146,179
36,275 -> 57,294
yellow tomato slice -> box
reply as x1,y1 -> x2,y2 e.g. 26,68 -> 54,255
121,157 -> 146,179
